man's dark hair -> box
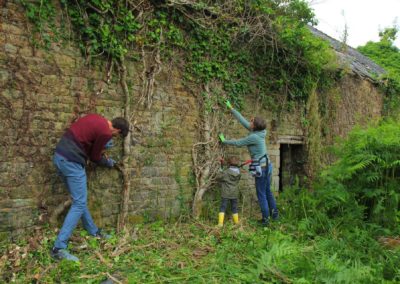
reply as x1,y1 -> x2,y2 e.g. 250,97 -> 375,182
253,117 -> 266,131
112,117 -> 130,137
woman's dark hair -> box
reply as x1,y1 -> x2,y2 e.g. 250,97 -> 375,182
112,117 -> 130,137
253,117 -> 266,131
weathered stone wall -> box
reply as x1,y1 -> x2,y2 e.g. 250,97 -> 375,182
0,1 -> 384,238
0,1 -> 201,238
325,76 -> 383,139
318,76 -> 383,165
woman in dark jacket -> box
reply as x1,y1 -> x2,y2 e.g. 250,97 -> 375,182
219,101 -> 278,226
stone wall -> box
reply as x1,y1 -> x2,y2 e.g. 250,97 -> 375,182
325,76 -> 383,139
0,1 -> 201,239
0,1 -> 384,239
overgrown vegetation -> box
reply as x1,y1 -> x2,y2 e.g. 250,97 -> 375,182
22,0 -> 337,106
11,2 -> 400,282
20,0 -> 340,218
3,121 -> 400,282
318,121 -> 400,229
1,216 -> 399,283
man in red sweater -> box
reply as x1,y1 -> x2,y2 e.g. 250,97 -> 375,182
51,114 -> 129,261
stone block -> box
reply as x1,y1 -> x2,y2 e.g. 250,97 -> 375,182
53,53 -> 76,69
0,70 -> 10,87
0,22 -> 25,35
41,75 -> 60,88
4,43 -> 18,53
19,46 -> 33,57
151,177 -> 175,186
140,166 -> 160,177
0,51 -> 8,64
70,76 -> 88,90
268,149 -> 280,156
11,207 -> 37,226
9,186 -> 34,199
5,33 -> 28,47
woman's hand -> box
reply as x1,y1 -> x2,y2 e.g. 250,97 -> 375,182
225,100 -> 233,110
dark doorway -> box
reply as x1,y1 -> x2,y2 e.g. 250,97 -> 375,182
279,144 -> 307,192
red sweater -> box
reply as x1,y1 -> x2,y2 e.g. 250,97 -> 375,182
56,114 -> 112,164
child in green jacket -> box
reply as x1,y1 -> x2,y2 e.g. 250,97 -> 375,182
216,156 -> 241,226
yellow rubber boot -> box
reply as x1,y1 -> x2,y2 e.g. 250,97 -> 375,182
218,212 -> 225,227
233,213 -> 239,224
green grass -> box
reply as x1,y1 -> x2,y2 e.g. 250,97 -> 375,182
1,215 -> 400,283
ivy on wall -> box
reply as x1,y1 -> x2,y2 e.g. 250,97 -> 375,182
20,0 -> 345,218
21,0 -> 338,108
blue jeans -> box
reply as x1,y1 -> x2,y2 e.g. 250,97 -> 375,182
255,166 -> 278,221
53,153 -> 98,249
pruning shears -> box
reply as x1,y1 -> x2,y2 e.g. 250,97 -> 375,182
240,160 -> 252,168
218,158 -> 252,168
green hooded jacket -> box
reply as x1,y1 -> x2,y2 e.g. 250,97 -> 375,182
222,109 -> 267,161
216,166 -> 241,199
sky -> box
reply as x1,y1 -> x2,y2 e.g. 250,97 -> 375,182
309,0 -> 400,48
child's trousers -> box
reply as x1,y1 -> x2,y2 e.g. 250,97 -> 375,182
220,198 -> 238,213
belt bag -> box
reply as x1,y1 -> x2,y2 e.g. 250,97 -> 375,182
249,155 -> 268,178
249,161 -> 262,177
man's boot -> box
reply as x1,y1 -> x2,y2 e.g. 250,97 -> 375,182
51,247 -> 79,262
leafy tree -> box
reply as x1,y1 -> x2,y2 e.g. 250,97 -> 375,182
357,26 -> 400,116
357,27 -> 400,81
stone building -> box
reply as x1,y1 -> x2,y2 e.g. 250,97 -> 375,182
0,2 -> 385,239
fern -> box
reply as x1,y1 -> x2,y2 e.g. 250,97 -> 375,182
320,120 -> 400,228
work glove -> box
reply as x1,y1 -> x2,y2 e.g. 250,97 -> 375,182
105,158 -> 116,168
225,100 -> 233,110
104,139 -> 114,149
218,133 -> 226,143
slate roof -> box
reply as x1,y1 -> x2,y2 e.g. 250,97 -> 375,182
308,26 -> 386,81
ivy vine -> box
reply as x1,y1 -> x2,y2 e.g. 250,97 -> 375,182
21,0 -> 338,109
